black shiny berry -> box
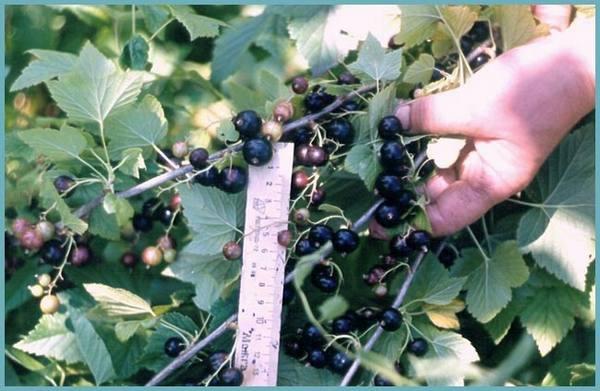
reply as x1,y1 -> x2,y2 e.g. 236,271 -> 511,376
233,110 -> 262,139
291,76 -> 309,94
189,148 -> 209,170
218,166 -> 247,193
307,146 -> 328,167
339,100 -> 361,112
155,206 -> 175,225
302,324 -> 324,347
219,368 -> 244,386
375,173 -> 404,201
407,337 -> 428,356
380,308 -> 402,331
311,266 -> 338,293
438,246 -> 457,268
295,239 -> 316,256
310,188 -> 326,207
332,229 -> 359,254
378,116 -> 404,140
325,118 -> 355,145
389,235 -> 411,257
468,21 -> 489,42
283,283 -> 295,305
328,350 -> 353,373
243,137 -> 273,166
460,35 -> 474,54
142,198 -> 162,217
469,53 -> 491,70
41,239 -> 65,265
332,316 -> 354,334
54,175 -> 75,195
406,230 -> 432,250
164,337 -> 185,357
208,351 -> 228,372
132,213 -> 153,232
294,144 -> 311,165
307,349 -> 327,368
293,127 -> 314,144
374,374 -> 394,386
304,87 -> 335,113
284,337 -> 304,358
379,141 -> 405,169
374,201 -> 404,228
196,166 -> 219,187
308,224 -> 334,248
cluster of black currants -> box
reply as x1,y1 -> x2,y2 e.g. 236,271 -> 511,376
163,339 -> 244,386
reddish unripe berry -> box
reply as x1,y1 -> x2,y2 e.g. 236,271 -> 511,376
70,245 -> 91,267
223,241 -> 242,260
293,208 -> 311,226
142,246 -> 163,267
36,221 -> 55,242
292,171 -> 309,192
157,235 -> 175,250
273,101 -> 294,122
171,141 -> 188,159
121,252 -> 138,268
261,120 -> 283,142
12,218 -> 31,239
170,193 -> 182,210
19,228 -> 44,251
277,230 -> 293,247
291,76 -> 309,94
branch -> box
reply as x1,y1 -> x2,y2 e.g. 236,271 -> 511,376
146,196 -> 383,386
70,83 -> 378,222
339,239 -> 448,386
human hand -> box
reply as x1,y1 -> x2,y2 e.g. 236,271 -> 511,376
396,13 -> 595,237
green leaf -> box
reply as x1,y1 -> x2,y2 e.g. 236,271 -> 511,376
349,34 -> 402,82
259,69 -> 290,101
517,125 -> 595,291
68,309 -> 116,384
367,84 -> 397,142
11,49 -> 77,92
288,6 -> 358,76
18,126 -> 87,162
105,95 -> 168,160
39,179 -> 88,235
216,120 -> 240,143
99,327 -> 146,380
404,53 -> 435,84
140,5 -> 170,34
395,5 -> 439,48
119,35 -> 150,70
520,283 -> 588,356
177,184 -> 244,256
439,6 -> 479,39
451,241 -> 529,323
491,5 -> 537,51
318,296 -> 349,322
47,42 -> 143,124
344,144 -> 380,191
225,80 -> 268,115
569,363 -> 595,386
404,254 -> 467,306
102,194 -> 134,227
370,327 -> 408,362
88,206 -> 120,240
83,283 -> 155,317
169,5 -> 226,40
482,299 -> 523,344
118,148 -> 146,178
278,353 -> 341,386
13,314 -> 83,365
211,13 -> 273,84
114,320 -> 144,342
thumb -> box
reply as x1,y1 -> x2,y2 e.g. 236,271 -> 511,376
532,5 -> 573,32
395,87 -> 479,137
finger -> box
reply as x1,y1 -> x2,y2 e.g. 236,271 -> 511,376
423,167 -> 458,201
426,180 -> 495,237
532,5 -> 573,32
395,88 -> 481,137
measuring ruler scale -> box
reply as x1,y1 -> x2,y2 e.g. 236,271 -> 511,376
234,142 -> 294,386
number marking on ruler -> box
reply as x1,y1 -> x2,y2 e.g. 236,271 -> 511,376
235,143 -> 294,386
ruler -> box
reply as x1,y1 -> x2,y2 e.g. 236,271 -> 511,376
234,142 -> 294,386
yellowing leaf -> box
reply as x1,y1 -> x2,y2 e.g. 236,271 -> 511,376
424,299 -> 465,329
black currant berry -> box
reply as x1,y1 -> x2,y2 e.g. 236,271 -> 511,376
121,252 -> 138,268
379,141 -> 405,169
219,368 -> 244,386
41,239 -> 65,265
293,127 -> 314,145
306,146 -> 328,167
294,144 -> 311,165
295,239 -> 316,256
469,53 -> 491,70
273,103 -> 294,123
332,316 -> 354,334
328,350 -> 353,373
378,115 -> 404,140
308,224 -> 334,248
379,308 -> 402,331
339,99 -> 361,112
132,213 -> 153,232
293,208 -> 311,226
142,198 -> 161,217
374,374 -> 394,386
338,71 -> 359,85
291,76 -> 309,94
374,201 -> 404,228
467,21 -> 489,42
308,349 -> 327,368
284,337 -> 304,358
460,35 -> 474,54
155,206 -> 175,225
189,148 -> 209,170
332,229 -> 359,254
311,266 -> 338,293
389,235 -> 411,257
223,241 -> 242,260
54,175 -> 75,195
304,86 -> 335,113
282,283 -> 295,305
243,137 -> 273,166
233,110 -> 262,139
407,337 -> 428,357
208,351 -> 229,372
218,166 -> 247,194
438,246 -> 457,268
164,336 -> 185,357
325,118 -> 355,145
70,244 -> 91,267
196,166 -> 219,187
309,188 -> 326,207
406,230 -> 432,250
375,173 -> 404,201
302,323 -> 324,347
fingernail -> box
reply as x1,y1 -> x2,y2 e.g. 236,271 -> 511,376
395,103 -> 410,131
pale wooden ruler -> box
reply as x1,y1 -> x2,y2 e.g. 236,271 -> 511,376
235,142 -> 294,386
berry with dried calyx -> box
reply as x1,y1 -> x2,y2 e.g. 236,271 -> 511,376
293,208 -> 310,226
20,228 -> 44,251
142,246 -> 163,267
273,101 -> 294,123
223,241 -> 242,260
277,230 -> 293,247
261,120 -> 284,142
291,76 -> 308,94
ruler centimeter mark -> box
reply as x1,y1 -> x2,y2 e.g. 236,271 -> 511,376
234,143 -> 294,386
